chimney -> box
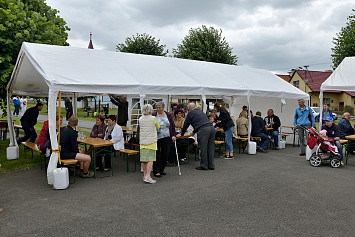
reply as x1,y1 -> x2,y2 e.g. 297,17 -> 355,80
325,70 -> 333,73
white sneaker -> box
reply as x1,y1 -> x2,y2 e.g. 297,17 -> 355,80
145,178 -> 156,184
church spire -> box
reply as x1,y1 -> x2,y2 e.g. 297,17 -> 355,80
88,32 -> 94,49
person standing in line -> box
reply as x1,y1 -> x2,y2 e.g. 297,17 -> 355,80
20,96 -> 27,116
214,102 -> 235,159
13,95 -> 20,116
264,109 -> 281,150
65,97 -> 73,121
293,99 -> 315,156
17,103 -> 44,145
109,94 -> 129,126
139,104 -> 160,184
152,102 -> 176,177
177,103 -> 216,170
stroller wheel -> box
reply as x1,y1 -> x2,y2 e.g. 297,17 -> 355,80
309,155 -> 322,167
330,159 -> 341,168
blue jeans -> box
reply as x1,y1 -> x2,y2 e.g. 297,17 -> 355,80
335,140 -> 343,161
225,126 -> 234,152
271,130 -> 279,148
13,105 -> 20,115
256,133 -> 270,150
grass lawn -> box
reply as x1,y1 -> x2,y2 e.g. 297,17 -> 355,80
1,103 -> 117,122
0,140 -> 42,173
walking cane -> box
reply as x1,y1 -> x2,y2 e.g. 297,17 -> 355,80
174,141 -> 182,176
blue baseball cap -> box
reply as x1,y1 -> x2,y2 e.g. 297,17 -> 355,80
325,117 -> 334,121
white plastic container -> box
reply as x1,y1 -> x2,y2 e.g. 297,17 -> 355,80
7,146 -> 19,160
53,167 -> 69,190
279,140 -> 286,149
248,141 -> 257,155
306,145 -> 317,161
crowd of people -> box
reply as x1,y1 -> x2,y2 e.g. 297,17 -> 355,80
13,97 -> 355,183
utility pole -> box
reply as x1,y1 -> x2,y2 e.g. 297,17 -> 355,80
304,65 -> 310,106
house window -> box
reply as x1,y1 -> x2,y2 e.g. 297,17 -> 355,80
313,103 -> 318,107
293,80 -> 299,88
323,98 -> 330,105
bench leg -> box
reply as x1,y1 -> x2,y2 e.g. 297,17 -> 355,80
126,154 -> 129,172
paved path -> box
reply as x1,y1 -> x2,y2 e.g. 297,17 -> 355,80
1,146 -> 355,236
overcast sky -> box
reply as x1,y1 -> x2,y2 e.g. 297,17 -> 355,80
46,0 -> 353,74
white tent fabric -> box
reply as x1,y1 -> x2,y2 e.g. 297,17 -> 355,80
6,42 -> 309,185
319,56 -> 355,129
8,42 -> 308,99
321,57 -> 355,92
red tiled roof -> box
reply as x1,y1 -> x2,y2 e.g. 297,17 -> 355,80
276,74 -> 290,82
296,70 -> 332,92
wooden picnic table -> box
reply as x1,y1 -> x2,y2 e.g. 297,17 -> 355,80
121,126 -> 137,133
77,137 -> 115,178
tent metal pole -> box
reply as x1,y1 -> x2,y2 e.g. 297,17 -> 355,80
319,90 -> 323,131
73,92 -> 78,117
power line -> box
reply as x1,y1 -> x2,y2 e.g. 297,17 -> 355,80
271,62 -> 331,71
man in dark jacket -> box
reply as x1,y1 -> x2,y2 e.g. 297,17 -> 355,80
177,103 -> 216,170
60,117 -> 93,178
338,112 -> 355,139
264,109 -> 281,150
321,117 -> 343,164
109,94 -> 128,126
65,97 -> 73,121
252,111 -> 270,153
17,103 -> 43,145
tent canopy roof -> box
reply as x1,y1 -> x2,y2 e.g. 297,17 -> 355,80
321,56 -> 355,92
8,42 -> 308,99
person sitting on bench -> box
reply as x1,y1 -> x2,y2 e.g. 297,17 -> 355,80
60,117 -> 93,178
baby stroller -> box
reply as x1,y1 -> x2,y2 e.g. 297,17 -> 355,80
300,125 -> 341,168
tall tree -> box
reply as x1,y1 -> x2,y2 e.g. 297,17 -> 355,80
331,9 -> 355,69
116,33 -> 168,56
0,0 -> 70,106
173,25 -> 238,65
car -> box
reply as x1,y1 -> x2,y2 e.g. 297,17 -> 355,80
311,107 -> 338,121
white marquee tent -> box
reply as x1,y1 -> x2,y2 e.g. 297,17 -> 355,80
319,56 -> 355,129
6,42 -> 309,185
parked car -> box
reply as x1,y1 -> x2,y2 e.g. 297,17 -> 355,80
311,107 -> 338,121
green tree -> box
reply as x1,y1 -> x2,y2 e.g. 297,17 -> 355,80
331,9 -> 355,69
0,0 -> 70,106
116,33 -> 168,56
173,25 -> 238,65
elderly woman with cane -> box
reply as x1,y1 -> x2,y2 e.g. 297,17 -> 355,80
139,104 -> 160,184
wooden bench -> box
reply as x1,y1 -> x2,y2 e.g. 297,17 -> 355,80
235,137 -> 248,153
124,140 -> 140,150
119,149 -> 139,172
22,142 -> 48,170
214,140 -> 225,157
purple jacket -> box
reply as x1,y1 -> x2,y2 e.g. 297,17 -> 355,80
153,111 -> 176,142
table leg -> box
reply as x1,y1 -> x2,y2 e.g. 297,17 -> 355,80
93,147 -> 96,179
111,146 -> 114,176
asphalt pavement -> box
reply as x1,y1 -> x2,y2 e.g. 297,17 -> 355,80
1,145 -> 355,236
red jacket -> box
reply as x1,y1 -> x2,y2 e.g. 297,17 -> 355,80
37,120 -> 48,145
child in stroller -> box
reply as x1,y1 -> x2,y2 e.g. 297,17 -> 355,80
302,126 -> 341,168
